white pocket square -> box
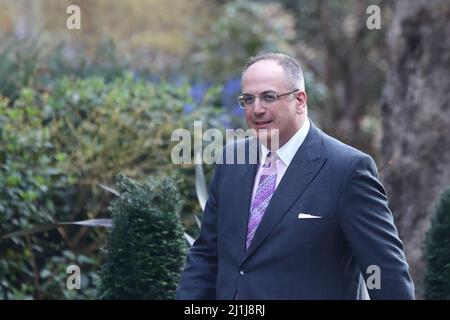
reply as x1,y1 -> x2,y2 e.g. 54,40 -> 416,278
298,213 -> 322,219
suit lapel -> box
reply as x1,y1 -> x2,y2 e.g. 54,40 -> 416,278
242,123 -> 327,263
230,138 -> 259,258
235,162 -> 258,258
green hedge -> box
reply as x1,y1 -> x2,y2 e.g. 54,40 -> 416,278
0,75 -> 220,299
424,187 -> 450,299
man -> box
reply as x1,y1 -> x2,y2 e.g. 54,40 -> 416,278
176,53 -> 414,299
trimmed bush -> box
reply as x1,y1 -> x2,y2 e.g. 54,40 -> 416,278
424,187 -> 450,299
99,174 -> 186,299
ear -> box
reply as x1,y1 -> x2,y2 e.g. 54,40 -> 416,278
295,91 -> 307,114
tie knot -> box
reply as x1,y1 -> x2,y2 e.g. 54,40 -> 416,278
263,152 -> 277,168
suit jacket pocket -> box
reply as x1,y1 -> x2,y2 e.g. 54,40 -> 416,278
279,214 -> 337,250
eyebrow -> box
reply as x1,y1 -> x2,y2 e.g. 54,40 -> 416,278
260,90 -> 276,94
242,90 -> 277,95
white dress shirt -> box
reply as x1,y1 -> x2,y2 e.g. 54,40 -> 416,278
251,118 -> 311,206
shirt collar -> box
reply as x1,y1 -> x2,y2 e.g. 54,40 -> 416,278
260,117 -> 310,167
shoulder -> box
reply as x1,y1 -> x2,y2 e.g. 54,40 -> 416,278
312,124 -> 377,174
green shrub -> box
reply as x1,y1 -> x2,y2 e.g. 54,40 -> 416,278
99,174 -> 186,299
0,92 -> 96,299
0,76 -> 220,299
424,187 -> 450,299
0,36 -> 127,102
0,38 -> 40,102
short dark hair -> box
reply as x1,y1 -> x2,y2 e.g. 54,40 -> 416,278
242,52 -> 305,91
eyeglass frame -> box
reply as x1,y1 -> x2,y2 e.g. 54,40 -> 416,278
237,89 -> 300,109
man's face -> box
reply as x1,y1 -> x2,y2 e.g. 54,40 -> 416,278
241,59 -> 307,148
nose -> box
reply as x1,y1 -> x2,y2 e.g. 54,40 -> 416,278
252,98 -> 266,116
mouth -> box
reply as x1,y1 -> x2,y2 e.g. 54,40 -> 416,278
253,120 -> 273,128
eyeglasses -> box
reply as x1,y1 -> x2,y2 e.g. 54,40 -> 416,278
237,89 -> 299,109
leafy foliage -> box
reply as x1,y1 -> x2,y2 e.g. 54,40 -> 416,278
0,36 -> 127,102
99,174 -> 186,299
0,75 -> 220,299
0,38 -> 40,102
187,0 -> 296,82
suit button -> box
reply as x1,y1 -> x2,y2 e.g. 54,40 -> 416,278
239,270 -> 245,275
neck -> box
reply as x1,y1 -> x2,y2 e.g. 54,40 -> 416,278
265,117 -> 306,150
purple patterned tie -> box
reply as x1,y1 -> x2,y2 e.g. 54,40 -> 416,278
246,152 -> 277,249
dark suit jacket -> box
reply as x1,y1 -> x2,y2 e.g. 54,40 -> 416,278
176,121 -> 415,299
